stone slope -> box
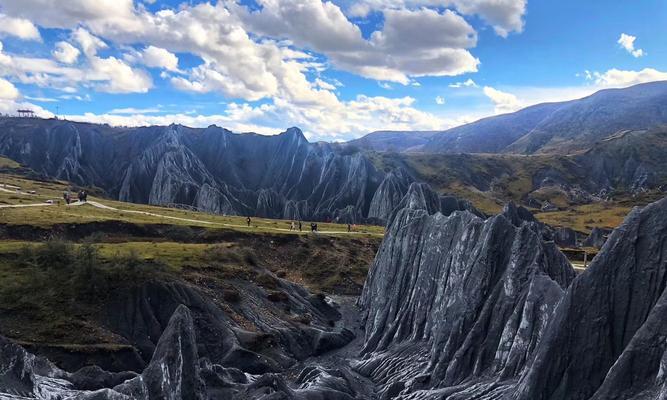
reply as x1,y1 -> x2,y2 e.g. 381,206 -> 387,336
356,187 -> 667,399
356,185 -> 574,398
514,196 -> 667,400
423,80 -> 667,155
0,119 -> 390,223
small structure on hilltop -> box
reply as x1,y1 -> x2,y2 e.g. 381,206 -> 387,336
17,109 -> 36,118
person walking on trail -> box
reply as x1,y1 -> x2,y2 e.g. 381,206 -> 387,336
290,221 -> 296,231
247,216 -> 252,227
310,222 -> 318,233
347,223 -> 352,233
298,220 -> 302,231
63,190 -> 70,205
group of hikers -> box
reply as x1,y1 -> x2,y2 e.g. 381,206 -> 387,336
246,217 -> 317,232
244,216 -> 357,234
62,189 -> 87,205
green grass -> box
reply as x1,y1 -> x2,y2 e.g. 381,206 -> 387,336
0,172 -> 384,237
0,156 -> 20,169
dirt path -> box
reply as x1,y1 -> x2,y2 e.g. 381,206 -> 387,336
0,200 -> 383,237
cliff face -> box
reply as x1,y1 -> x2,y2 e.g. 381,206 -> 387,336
355,187 -> 667,399
0,119 -> 396,222
514,196 -> 667,400
356,185 -> 574,398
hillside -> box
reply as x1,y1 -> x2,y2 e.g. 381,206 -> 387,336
0,163 -> 382,376
352,81 -> 667,155
346,130 -> 439,152
0,119 -> 390,223
367,127 -> 667,215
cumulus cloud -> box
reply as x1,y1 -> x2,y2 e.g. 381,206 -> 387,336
235,1 -> 480,84
449,78 -> 478,88
52,41 -> 80,64
314,78 -> 336,91
617,33 -> 644,58
0,14 -> 41,41
447,0 -> 526,37
0,31 -> 151,94
483,86 -> 521,114
589,68 -> 667,87
345,0 -> 527,37
435,96 -> 445,105
109,107 -> 160,114
139,46 -> 180,72
0,77 -> 19,99
0,0 -> 500,139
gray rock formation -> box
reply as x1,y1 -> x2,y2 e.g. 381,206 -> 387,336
582,227 -> 611,248
356,187 -> 575,398
353,191 -> 667,399
553,226 -> 578,247
0,120 -> 386,223
513,196 -> 667,400
367,168 -> 412,222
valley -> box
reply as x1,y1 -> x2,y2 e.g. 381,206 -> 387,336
1,82 -> 667,399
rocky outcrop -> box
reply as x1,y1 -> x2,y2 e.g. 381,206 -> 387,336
582,227 -> 611,248
0,119 -> 386,223
356,190 -> 667,399
514,196 -> 667,400
367,168 -> 412,222
553,226 -> 578,247
356,187 -> 575,397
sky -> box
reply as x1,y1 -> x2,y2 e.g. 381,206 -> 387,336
0,0 -> 665,141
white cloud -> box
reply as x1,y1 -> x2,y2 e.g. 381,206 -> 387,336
483,86 -> 521,114
0,77 -> 19,99
72,27 -> 107,57
449,78 -> 478,88
52,42 -> 80,64
140,46 -> 180,72
0,0 -> 139,32
235,1 -> 480,84
24,95 -> 58,102
86,55 -> 152,93
617,33 -> 644,58
0,14 -> 41,41
344,0 -> 527,37
314,78 -> 336,91
590,68 -> 667,87
109,107 -> 160,114
435,96 -> 445,105
446,0 -> 526,37
52,94 -> 455,141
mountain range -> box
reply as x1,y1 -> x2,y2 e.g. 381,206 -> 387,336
352,80 -> 667,155
1,81 -> 667,222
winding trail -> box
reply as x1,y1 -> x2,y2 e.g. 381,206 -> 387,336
0,197 -> 382,237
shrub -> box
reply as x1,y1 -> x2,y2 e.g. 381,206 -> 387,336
35,240 -> 75,271
163,225 -> 197,242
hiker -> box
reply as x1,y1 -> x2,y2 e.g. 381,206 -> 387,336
78,190 -> 84,202
246,216 -> 251,227
290,221 -> 296,231
298,220 -> 302,231
83,191 -> 88,202
347,223 -> 351,233
63,190 -> 70,205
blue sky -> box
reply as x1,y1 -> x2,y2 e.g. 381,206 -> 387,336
0,0 -> 665,141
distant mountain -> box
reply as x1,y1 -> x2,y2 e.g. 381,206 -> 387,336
0,118 -> 477,224
353,81 -> 667,155
346,130 -> 438,152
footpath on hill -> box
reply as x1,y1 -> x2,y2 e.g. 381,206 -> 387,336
0,193 -> 382,237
